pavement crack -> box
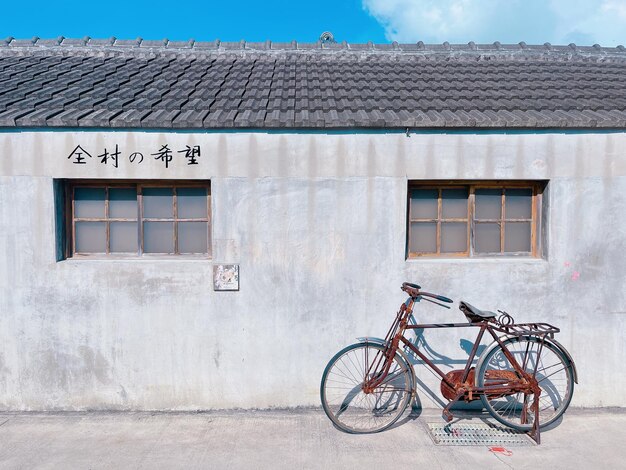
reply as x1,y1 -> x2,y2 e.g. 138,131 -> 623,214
491,451 -> 514,469
0,419 -> 9,428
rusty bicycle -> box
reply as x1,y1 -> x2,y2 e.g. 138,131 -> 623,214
320,282 -> 577,443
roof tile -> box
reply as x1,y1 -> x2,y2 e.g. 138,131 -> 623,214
0,40 -> 625,128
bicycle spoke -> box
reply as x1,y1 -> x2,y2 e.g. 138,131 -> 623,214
338,356 -> 362,385
479,337 -> 573,431
322,344 -> 412,433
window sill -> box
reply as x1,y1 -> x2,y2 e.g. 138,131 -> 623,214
406,256 -> 546,264
62,254 -> 211,262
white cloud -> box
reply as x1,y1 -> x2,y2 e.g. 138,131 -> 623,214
363,0 -> 626,46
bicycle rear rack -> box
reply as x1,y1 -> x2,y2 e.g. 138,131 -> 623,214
489,310 -> 559,338
492,321 -> 559,338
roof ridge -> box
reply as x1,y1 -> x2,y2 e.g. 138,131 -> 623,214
2,36 -> 626,55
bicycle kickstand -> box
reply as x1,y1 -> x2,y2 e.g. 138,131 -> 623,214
528,394 -> 541,445
442,390 -> 465,423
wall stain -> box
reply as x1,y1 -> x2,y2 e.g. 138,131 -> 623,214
484,136 -> 494,179
336,138 -> 347,177
213,349 -> 221,369
514,134 -> 525,178
572,138 -> 584,236
307,136 -> 318,178
423,136 -> 435,179
246,172 -> 258,258
95,133 -> 105,178
366,140 -> 376,177
0,353 -> 10,391
277,135 -> 288,177
395,136 -> 406,177
248,134 -> 259,178
33,134 -> 44,176
216,135 -> 227,177
1,135 -> 12,175
605,134 -> 615,178
367,176 -> 375,232
78,346 -> 112,385
27,347 -> 112,394
545,134 -> 556,175
455,135 -> 466,177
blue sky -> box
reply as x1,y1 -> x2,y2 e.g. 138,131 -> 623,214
3,0 -> 625,46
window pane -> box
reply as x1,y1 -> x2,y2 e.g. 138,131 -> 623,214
441,222 -> 467,253
75,221 -> 106,253
475,189 -> 502,220
74,187 -> 105,218
504,222 -> 531,252
110,188 -> 137,218
110,222 -> 138,253
409,222 -> 436,253
505,189 -> 532,219
179,222 -> 208,253
143,188 -> 173,218
144,222 -> 174,253
442,189 -> 468,219
178,187 -> 208,219
475,223 -> 501,253
410,189 -> 438,219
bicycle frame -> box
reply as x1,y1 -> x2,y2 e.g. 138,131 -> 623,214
363,294 -> 550,443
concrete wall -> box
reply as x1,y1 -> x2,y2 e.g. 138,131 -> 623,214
0,130 -> 625,410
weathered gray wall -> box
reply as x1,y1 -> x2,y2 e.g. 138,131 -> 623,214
0,130 -> 625,410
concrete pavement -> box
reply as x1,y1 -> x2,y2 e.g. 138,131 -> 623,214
0,408 -> 624,469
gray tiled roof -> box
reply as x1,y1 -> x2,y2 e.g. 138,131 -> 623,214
1,37 -> 626,129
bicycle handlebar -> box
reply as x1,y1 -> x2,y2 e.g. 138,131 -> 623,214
404,282 -> 421,290
401,282 -> 453,304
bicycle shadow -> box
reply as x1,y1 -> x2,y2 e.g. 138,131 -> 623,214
391,319 -> 569,433
389,318 -> 492,427
403,319 -> 486,398
386,389 -> 423,430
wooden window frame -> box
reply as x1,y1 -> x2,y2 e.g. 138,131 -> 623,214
407,181 -> 543,259
407,186 -> 470,258
65,180 -> 211,259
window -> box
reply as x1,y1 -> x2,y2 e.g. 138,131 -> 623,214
407,182 -> 543,258
65,181 -> 211,257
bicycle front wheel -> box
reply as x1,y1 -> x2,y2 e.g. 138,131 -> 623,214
476,336 -> 575,431
320,343 -> 413,433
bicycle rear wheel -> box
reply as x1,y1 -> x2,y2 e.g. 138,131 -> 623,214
476,336 -> 574,431
320,343 -> 413,433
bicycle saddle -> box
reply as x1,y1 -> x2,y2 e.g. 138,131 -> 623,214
459,301 -> 497,320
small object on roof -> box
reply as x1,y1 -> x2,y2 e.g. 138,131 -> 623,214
319,31 -> 335,43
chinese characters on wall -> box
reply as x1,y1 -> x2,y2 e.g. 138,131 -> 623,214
67,144 -> 201,168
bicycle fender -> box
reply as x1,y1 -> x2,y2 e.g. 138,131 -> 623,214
547,338 -> 578,384
356,336 -> 387,345
356,336 -> 417,391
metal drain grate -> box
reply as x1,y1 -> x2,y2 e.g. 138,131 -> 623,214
426,422 -> 534,446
